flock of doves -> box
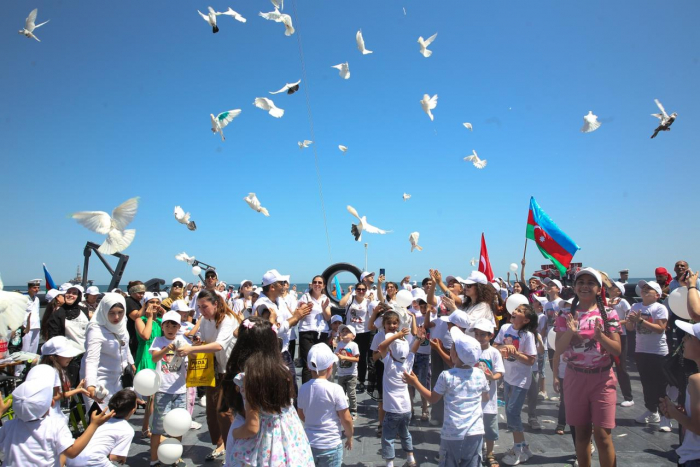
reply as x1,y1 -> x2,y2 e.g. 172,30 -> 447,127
18,3 -> 678,257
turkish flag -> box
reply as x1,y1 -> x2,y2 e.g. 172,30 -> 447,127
479,233 -> 494,282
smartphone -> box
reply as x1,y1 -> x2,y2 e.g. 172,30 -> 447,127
684,271 -> 690,281
379,268 -> 386,277
444,290 -> 451,299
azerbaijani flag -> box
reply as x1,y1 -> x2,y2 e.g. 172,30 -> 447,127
43,263 -> 57,291
526,197 -> 580,275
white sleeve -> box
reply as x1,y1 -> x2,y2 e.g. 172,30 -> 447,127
492,348 -> 505,374
84,325 -> 104,388
334,384 -> 349,411
215,316 -> 235,348
110,425 -> 134,457
519,332 -> 538,356
494,325 -> 506,345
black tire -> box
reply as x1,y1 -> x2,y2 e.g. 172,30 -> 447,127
321,262 -> 362,307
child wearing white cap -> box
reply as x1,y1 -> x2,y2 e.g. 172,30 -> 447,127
405,326 -> 489,467
335,324 -> 360,418
39,337 -> 87,419
298,343 -> 354,466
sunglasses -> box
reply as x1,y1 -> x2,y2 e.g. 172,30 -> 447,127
173,283 -> 183,288
356,288 -> 367,292
205,275 -> 217,279
312,281 -> 324,285
464,283 -> 475,288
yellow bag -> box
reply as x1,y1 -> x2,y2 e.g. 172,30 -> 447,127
186,351 -> 216,387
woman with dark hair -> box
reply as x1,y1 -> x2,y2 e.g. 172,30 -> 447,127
339,282 -> 374,392
377,275 -> 398,305
297,275 -> 332,384
41,291 -> 65,341
134,292 -> 164,438
178,289 -> 241,460
460,271 -> 497,330
512,281 -> 531,297
125,280 -> 146,360
46,286 -> 89,387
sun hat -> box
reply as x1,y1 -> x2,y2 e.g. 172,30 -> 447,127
339,324 -> 356,336
85,286 -> 100,296
170,300 -> 193,313
307,343 -> 338,372
262,269 -> 290,286
636,280 -> 662,297
162,311 -> 182,324
448,310 -> 470,329
574,267 -> 602,286
12,379 -> 54,422
41,336 -> 85,358
450,326 -> 482,367
462,271 -> 488,285
470,318 -> 496,334
360,271 -> 375,281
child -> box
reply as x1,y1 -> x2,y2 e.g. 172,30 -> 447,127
39,336 -> 89,419
494,304 -> 538,465
65,389 -> 138,466
149,310 -> 190,465
377,328 -> 417,467
0,378 -> 113,466
370,308 -> 399,437
335,324 -> 360,418
660,321 -> 700,465
543,278 -> 562,371
607,281 -> 634,407
405,326 -> 489,467
471,318 -> 504,467
328,315 -> 343,381
526,296 -> 548,430
298,343 -> 354,466
169,300 -> 201,429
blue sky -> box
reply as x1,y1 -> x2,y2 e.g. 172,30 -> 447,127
1,1 -> 699,287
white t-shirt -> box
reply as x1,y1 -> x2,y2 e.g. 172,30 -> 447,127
345,298 -> 372,334
370,330 -> 385,352
613,298 -> 632,336
149,335 -> 189,394
431,316 -> 453,349
478,346 -> 505,415
463,302 -> 495,336
336,341 -> 360,377
297,379 -> 349,450
537,313 -> 548,346
434,367 -> 489,440
494,324 -> 537,388
0,415 -> 74,467
297,293 -> 330,333
382,352 -> 415,414
544,299 -> 560,350
65,418 -> 134,467
409,309 -> 431,355
199,314 -> 238,373
678,386 -> 700,463
26,295 -> 40,329
632,302 -> 669,355
253,294 -> 294,353
232,297 -> 252,318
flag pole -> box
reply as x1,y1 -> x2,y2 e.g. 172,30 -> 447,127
522,237 -> 528,261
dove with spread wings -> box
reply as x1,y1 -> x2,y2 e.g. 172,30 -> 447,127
71,197 -> 139,254
174,206 -> 197,231
0,274 -> 30,338
347,206 -> 391,242
650,99 -> 677,139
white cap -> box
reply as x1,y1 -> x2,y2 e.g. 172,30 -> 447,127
73,284 -> 85,293
613,281 -> 626,296
448,310 -> 470,329
85,286 -> 100,296
387,333 -> 409,362
262,269 -> 290,286
490,282 -> 501,293
307,343 -> 338,372
339,324 -> 356,336
411,288 -> 428,303
25,364 -> 58,384
171,277 -> 185,286
543,278 -> 563,290
360,271 -> 375,281
59,283 -> 73,292
252,286 -> 263,295
676,321 -> 700,339
558,298 -> 573,308
532,295 -> 548,306
12,379 -> 53,422
574,267 -> 602,286
462,271 -> 488,285
162,310 -> 182,324
330,315 -> 343,324
445,275 -> 464,285
240,279 -> 253,288
45,289 -> 64,302
636,280 -> 662,297
41,336 -> 85,358
450,326 -> 482,367
141,292 -> 161,305
170,300 -> 193,313
470,318 -> 495,334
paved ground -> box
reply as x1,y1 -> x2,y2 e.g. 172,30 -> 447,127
126,353 -> 679,466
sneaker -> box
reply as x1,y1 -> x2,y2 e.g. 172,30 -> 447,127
659,416 -> 672,432
528,418 -> 541,430
537,391 -> 548,400
501,446 -> 525,465
356,382 -> 366,394
190,421 -> 202,430
521,444 -> 533,462
199,396 -> 207,408
620,400 -> 635,407
635,410 -> 660,424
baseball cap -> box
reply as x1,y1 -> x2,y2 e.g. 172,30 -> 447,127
676,321 -> 700,339
307,343 -> 338,372
636,280 -> 662,297
141,292 -> 161,304
450,326 -> 482,367
170,300 -> 193,313
613,281 -> 626,296
205,269 -> 218,278
162,311 -> 182,324
73,285 -> 85,293
41,336 -> 85,358
448,310 -> 470,329
59,283 -> 73,292
262,269 -> 290,286
45,289 -> 64,302
532,295 -> 548,306
387,333 -> 409,362
543,278 -> 563,290
85,286 -> 100,296
470,318 -> 495,334
411,288 -> 428,303
490,282 -> 501,293
462,271 -> 488,285
574,267 -> 602,286
330,315 -> 343,325
171,277 -> 185,286
339,324 -> 356,336
360,271 -> 375,281
445,275 -> 464,285
12,379 -> 53,422
252,286 -> 263,295
240,279 -> 253,288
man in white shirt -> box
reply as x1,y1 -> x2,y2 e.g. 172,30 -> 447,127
16,279 -> 42,376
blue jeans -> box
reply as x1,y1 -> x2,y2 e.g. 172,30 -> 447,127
683,461 -> 700,467
382,411 -> 413,460
414,353 -> 431,388
152,392 -> 186,434
311,443 -> 343,467
439,435 -> 483,467
503,382 -> 528,433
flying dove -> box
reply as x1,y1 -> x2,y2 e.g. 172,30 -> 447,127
210,109 -> 241,141
580,111 -> 601,133
418,33 -> 437,57
403,193 -> 411,202
269,79 -> 301,95
347,205 -> 391,242
198,7 -> 245,34
175,252 -> 196,265
464,150 -> 487,169
420,94 -> 438,121
19,9 -> 49,42
72,197 -> 139,254
463,123 -> 473,131
174,206 -> 197,231
0,274 -> 30,338
409,232 -> 423,252
254,98 -> 284,118
356,30 -> 373,55
298,140 -> 313,149
651,99 -> 677,139
332,62 -> 350,80
338,145 -> 348,153
244,193 -> 270,216
259,8 -> 295,36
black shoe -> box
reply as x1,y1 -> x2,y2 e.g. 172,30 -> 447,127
357,382 -> 366,394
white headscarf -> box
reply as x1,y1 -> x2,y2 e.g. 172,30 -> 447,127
90,292 -> 128,337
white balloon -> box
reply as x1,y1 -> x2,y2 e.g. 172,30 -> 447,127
163,408 -> 192,437
509,263 -> 519,272
395,290 -> 413,308
668,287 -> 690,320
157,438 -> 183,465
506,294 -> 530,313
192,265 -> 202,276
133,369 -> 161,397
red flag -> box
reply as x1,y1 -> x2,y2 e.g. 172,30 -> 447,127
479,233 -> 494,282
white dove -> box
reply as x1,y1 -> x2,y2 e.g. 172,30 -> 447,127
338,145 -> 348,153
174,206 -> 197,231
403,193 -> 411,202
420,94 -> 438,121
253,97 -> 284,118
175,252 -> 196,266
356,30 -> 373,55
651,99 -> 677,139
298,140 -> 313,149
346,206 -> 391,242
259,9 -> 295,36
464,150 -> 487,169
269,79 -> 301,95
210,109 -> 241,141
72,197 -> 139,254
417,33 -> 437,57
463,123 -> 473,131
244,193 -> 270,216
19,9 -> 49,42
0,274 -> 30,338
332,62 -> 350,80
222,7 -> 246,22
271,0 -> 284,11
409,232 -> 423,252
470,257 -> 477,266
580,111 -> 601,133
198,7 -> 245,34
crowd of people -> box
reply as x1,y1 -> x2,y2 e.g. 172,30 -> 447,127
0,259 -> 699,467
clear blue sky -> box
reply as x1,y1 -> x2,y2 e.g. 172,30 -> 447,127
1,1 -> 699,287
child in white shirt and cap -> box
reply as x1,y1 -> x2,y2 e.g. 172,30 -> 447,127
298,343 -> 354,466
405,326 -> 489,467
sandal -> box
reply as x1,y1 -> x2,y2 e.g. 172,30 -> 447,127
206,448 -> 225,461
555,424 -> 565,435
376,425 -> 383,438
140,429 -> 151,439
420,411 -> 430,421
485,454 -> 499,467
